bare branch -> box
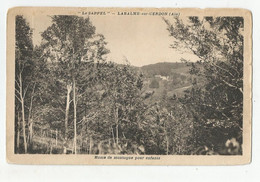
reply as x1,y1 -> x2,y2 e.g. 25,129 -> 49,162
15,94 -> 22,103
15,88 -> 20,94
221,79 -> 243,94
210,61 -> 235,78
15,79 -> 20,87
23,83 -> 30,98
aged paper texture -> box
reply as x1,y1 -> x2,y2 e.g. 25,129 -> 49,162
6,7 -> 252,165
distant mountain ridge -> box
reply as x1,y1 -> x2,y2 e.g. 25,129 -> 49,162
140,62 -> 189,77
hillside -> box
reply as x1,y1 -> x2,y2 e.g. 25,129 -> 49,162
138,62 -> 195,102
140,62 -> 190,77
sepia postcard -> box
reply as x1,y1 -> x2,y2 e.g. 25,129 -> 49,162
6,7 -> 252,165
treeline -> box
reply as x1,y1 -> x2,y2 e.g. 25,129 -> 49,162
141,62 -> 188,77
15,15 -> 243,155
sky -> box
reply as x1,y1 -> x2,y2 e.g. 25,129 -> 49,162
23,14 -> 198,67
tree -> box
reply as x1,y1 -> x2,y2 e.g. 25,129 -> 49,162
41,15 -> 109,154
164,16 -> 244,154
15,15 -> 34,153
98,62 -> 145,149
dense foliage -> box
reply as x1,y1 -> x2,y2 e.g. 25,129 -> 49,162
15,15 -> 243,155
164,16 -> 244,154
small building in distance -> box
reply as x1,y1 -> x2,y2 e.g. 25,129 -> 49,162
154,75 -> 170,81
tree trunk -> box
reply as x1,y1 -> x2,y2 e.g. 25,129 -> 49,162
65,84 -> 72,141
164,122 -> 169,155
89,137 -> 92,154
28,120 -> 33,144
21,96 -> 27,153
19,73 -> 27,153
56,129 -> 58,146
16,112 -> 20,152
80,131 -> 84,153
166,134 -> 169,155
28,83 -> 36,145
111,126 -> 116,145
115,107 -> 119,145
73,78 -> 77,154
